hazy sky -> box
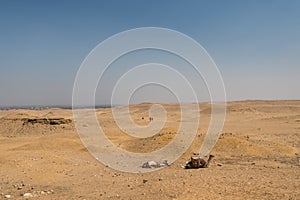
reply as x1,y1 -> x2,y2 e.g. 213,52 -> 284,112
0,0 -> 299,106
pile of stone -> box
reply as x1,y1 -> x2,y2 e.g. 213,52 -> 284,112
142,160 -> 169,168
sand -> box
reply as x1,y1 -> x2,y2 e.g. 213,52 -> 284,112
0,100 -> 299,199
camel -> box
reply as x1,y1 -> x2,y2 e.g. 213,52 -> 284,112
185,155 -> 215,169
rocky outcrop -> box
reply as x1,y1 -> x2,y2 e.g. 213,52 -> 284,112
22,118 -> 72,125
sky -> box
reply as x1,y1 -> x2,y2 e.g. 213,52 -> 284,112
0,0 -> 300,106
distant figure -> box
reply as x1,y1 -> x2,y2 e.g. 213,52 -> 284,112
149,117 -> 153,122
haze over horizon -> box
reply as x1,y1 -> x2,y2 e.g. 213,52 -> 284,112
1,1 -> 300,107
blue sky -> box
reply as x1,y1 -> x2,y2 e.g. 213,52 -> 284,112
0,0 -> 300,106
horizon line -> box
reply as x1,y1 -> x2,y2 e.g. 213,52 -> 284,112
1,99 -> 300,110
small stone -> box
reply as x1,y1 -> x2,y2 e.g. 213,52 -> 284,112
143,179 -> 148,183
142,161 -> 158,168
4,195 -> 11,199
23,193 -> 33,197
217,163 -> 223,167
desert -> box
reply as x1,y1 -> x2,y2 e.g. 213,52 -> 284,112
0,100 -> 299,199
2,1 -> 300,200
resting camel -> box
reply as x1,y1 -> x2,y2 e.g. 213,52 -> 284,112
185,155 -> 215,169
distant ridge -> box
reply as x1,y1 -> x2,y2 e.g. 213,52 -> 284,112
0,105 -> 115,110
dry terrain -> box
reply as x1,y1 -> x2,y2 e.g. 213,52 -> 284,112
0,101 -> 299,199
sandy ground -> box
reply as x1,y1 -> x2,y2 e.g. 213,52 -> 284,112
0,100 -> 299,199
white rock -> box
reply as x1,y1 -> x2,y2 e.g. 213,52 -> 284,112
23,193 -> 33,197
4,194 -> 11,199
142,161 -> 158,168
142,160 -> 169,168
148,161 -> 157,167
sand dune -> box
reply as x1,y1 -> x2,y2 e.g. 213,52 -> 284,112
0,101 -> 299,199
